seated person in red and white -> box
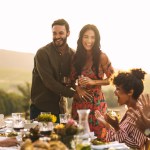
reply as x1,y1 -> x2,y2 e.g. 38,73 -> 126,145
95,68 -> 147,149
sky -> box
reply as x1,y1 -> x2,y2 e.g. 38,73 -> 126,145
0,0 -> 150,73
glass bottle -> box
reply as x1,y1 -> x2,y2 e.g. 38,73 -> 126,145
77,109 -> 90,135
76,109 -> 91,150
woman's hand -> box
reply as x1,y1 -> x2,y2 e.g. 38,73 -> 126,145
105,113 -> 120,131
78,76 -> 95,86
95,110 -> 119,131
78,76 -> 110,86
75,86 -> 93,102
127,94 -> 150,133
138,94 -> 150,118
95,110 -> 110,129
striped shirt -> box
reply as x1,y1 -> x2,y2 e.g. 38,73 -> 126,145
106,113 -> 147,149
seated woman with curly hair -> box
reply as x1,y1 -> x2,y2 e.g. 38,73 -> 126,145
95,68 -> 148,149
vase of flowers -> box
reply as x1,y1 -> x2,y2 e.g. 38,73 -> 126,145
54,118 -> 82,149
37,113 -> 57,136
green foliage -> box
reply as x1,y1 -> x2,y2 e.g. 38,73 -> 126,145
0,97 -> 6,114
17,82 -> 31,110
103,86 -> 118,108
0,68 -> 32,93
16,82 -> 31,119
0,89 -> 24,115
0,67 -> 32,117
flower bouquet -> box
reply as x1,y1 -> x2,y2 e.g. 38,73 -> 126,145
54,118 -> 82,149
37,113 -> 57,123
36,113 -> 57,136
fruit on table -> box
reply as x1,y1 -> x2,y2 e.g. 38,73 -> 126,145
91,139 -> 108,145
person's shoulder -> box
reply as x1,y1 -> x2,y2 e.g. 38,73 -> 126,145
69,47 -> 76,55
99,50 -> 109,60
99,50 -> 112,66
70,48 -> 75,52
36,43 -> 53,54
39,43 -> 52,51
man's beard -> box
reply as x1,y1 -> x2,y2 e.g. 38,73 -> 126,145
53,37 -> 67,47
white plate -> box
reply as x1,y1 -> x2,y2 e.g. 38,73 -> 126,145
0,126 -> 6,129
91,141 -> 129,150
0,127 -> 6,133
80,132 -> 97,140
91,136 -> 97,140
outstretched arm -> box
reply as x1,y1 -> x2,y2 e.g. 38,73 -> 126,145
127,94 -> 150,133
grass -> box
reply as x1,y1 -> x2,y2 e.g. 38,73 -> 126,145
0,68 -> 32,93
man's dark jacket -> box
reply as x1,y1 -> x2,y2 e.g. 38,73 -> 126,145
31,42 -> 75,115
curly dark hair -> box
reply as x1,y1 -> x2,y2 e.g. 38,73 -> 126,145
113,68 -> 146,99
52,19 -> 70,33
73,24 -> 102,78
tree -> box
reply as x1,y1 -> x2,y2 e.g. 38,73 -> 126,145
0,89 -> 23,115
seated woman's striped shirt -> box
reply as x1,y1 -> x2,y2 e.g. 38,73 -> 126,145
106,112 -> 147,149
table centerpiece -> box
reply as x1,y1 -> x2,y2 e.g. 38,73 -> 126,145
54,118 -> 82,149
36,113 -> 57,136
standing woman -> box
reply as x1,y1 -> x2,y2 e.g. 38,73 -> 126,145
70,24 -> 114,140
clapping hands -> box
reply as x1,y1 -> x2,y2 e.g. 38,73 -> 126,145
127,94 -> 150,133
104,113 -> 120,131
95,110 -> 120,130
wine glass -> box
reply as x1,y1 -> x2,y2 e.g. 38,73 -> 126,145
61,76 -> 71,87
12,113 -> 25,131
59,114 -> 71,124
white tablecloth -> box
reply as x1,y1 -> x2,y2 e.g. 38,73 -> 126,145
0,147 -> 19,150
91,141 -> 130,150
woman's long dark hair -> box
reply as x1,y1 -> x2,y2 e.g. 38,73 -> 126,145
74,24 -> 101,78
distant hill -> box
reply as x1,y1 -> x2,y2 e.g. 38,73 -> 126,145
0,49 -> 34,71
0,49 -> 34,92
